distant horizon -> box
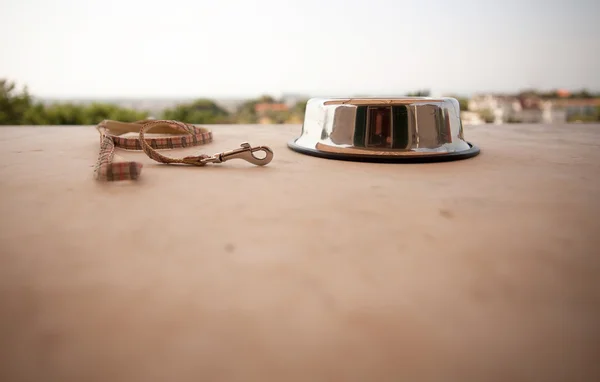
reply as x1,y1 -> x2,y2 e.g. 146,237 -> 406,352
31,86 -> 600,101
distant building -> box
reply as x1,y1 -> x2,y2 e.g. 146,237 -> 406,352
553,99 -> 600,121
254,103 -> 289,124
254,103 -> 289,113
468,94 -> 568,124
541,101 -> 567,124
460,111 -> 485,125
468,94 -> 522,124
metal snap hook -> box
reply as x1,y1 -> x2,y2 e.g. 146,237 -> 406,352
201,142 -> 274,166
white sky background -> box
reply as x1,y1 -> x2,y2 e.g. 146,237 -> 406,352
1,0 -> 598,98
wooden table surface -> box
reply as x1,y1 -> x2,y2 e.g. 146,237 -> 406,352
1,124 -> 599,382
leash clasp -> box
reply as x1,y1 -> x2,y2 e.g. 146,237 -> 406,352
201,142 -> 273,166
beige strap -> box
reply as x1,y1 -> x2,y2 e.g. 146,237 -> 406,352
138,119 -> 211,165
94,119 -> 273,181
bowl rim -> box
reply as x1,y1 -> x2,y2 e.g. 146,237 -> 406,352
287,139 -> 481,163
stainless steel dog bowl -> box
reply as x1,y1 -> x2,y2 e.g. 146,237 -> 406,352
288,97 -> 480,163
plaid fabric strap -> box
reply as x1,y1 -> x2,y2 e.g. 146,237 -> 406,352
94,119 -> 213,181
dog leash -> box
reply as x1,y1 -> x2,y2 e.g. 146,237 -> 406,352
94,119 -> 273,181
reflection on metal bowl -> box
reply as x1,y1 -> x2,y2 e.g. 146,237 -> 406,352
288,97 -> 480,163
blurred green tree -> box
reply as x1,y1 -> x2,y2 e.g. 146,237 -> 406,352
1,78 -> 150,125
235,100 -> 259,123
162,99 -> 230,124
478,109 -> 495,123
0,79 -> 33,125
406,90 -> 431,97
233,95 -> 280,123
457,98 -> 469,111
445,94 -> 469,111
570,89 -> 593,99
257,95 -> 276,103
292,100 -> 307,115
22,102 -> 149,125
82,102 -> 148,124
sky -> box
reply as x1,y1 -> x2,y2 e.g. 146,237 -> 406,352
1,0 -> 598,98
